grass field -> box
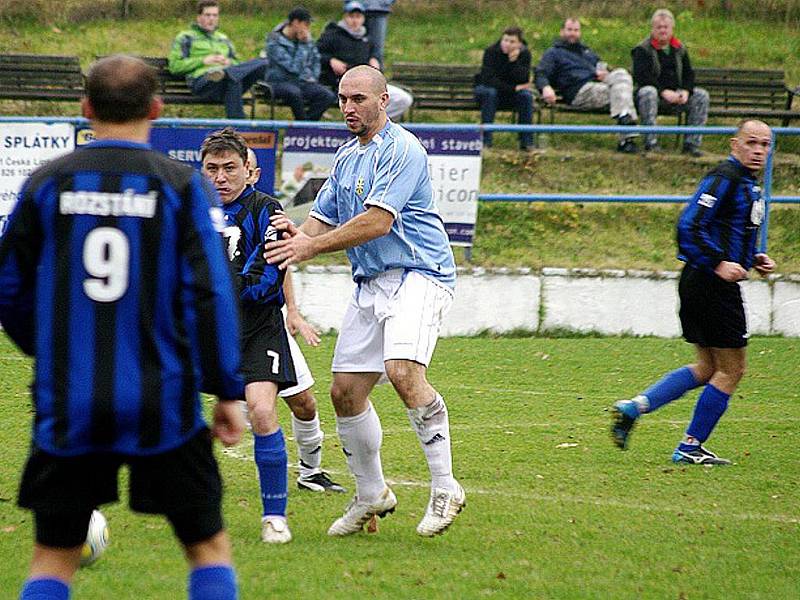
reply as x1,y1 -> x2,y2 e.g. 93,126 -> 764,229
1,334 -> 797,599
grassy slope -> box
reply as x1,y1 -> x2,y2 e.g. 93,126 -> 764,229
1,11 -> 799,271
1,335 -> 798,598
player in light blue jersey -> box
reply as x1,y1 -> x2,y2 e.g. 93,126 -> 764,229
266,65 -> 464,537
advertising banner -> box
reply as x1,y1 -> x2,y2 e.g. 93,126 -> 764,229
0,123 -> 75,236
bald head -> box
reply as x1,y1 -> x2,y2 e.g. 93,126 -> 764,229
340,65 -> 387,95
731,119 -> 772,172
85,55 -> 158,123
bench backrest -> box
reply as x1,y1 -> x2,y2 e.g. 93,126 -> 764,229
693,67 -> 788,110
391,62 -> 479,110
137,56 -> 195,99
0,53 -> 84,101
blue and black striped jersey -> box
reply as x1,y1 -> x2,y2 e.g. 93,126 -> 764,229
677,156 -> 765,274
220,187 -> 285,337
0,139 -> 245,456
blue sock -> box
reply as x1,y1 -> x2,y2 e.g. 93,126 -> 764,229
254,429 -> 288,517
682,384 -> 730,449
642,366 -> 701,412
20,577 -> 70,600
189,565 -> 237,600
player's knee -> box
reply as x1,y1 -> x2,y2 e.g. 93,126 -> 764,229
385,361 -> 426,399
248,400 -> 278,433
690,362 -> 714,384
285,389 -> 316,420
184,531 -> 232,568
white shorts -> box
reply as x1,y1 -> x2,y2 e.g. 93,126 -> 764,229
332,270 -> 453,374
278,319 -> 315,398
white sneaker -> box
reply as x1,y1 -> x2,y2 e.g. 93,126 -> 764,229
261,516 -> 292,544
416,483 -> 466,537
327,487 -> 397,536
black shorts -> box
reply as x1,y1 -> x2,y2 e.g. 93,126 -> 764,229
679,264 -> 748,348
18,428 -> 224,547
241,308 -> 297,388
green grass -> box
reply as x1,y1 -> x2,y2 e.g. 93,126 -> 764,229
1,334 -> 798,598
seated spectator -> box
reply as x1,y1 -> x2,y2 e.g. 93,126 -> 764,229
317,1 -> 412,120
632,8 -> 710,156
536,18 -> 638,153
362,0 -> 395,68
265,6 -> 337,121
474,27 -> 536,152
168,0 -> 267,119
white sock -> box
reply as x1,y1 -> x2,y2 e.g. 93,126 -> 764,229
292,413 -> 323,476
407,394 -> 458,493
336,402 -> 386,502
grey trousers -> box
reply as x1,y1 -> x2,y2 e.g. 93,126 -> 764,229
571,68 -> 638,121
636,85 -> 710,148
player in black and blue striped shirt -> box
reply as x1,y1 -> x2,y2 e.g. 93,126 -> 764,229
201,128 -> 297,544
0,56 -> 245,600
612,120 -> 776,465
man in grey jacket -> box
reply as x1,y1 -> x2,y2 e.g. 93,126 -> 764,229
265,6 -> 337,121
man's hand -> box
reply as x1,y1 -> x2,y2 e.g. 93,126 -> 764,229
715,260 -> 748,282
754,253 -> 776,276
595,67 -> 609,81
211,401 -> 246,446
542,85 -> 557,105
286,308 -> 321,346
368,58 -> 381,69
265,214 -> 317,269
508,47 -> 521,62
661,89 -> 681,104
514,82 -> 532,92
676,90 -> 689,104
203,54 -> 230,66
330,58 -> 348,76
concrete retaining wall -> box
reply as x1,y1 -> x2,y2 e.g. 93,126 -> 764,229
291,266 -> 800,337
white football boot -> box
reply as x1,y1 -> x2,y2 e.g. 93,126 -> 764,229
261,516 -> 292,544
416,483 -> 466,537
327,486 -> 397,536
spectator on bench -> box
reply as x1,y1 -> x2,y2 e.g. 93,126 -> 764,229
168,0 -> 267,119
536,18 -> 639,154
632,8 -> 710,156
318,1 -> 412,121
264,6 -> 337,122
474,26 -> 536,152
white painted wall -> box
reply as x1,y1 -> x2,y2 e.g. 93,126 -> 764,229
291,266 -> 800,338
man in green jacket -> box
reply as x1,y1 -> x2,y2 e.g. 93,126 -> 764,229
169,0 -> 267,119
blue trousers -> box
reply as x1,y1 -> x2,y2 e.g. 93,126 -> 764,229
474,84 -> 534,148
190,58 -> 267,119
266,80 -> 337,121
365,12 -> 389,67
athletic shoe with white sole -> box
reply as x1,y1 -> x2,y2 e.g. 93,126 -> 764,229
297,470 -> 346,493
261,516 -> 292,544
416,483 -> 466,537
611,399 -> 640,449
327,487 -> 397,536
671,445 -> 731,465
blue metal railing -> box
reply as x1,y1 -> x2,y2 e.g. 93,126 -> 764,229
2,117 -> 797,251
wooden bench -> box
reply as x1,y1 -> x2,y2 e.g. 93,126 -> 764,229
390,62 -> 536,121
138,56 -> 258,118
0,53 -> 84,104
541,67 -> 800,127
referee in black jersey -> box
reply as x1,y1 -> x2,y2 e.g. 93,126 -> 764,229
612,120 -> 775,466
0,55 -> 245,600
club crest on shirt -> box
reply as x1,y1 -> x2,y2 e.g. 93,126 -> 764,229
698,193 -> 717,208
751,195 -> 765,225
355,175 -> 365,196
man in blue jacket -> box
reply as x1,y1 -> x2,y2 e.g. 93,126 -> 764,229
265,6 -> 337,121
611,120 -> 775,465
536,18 -> 638,153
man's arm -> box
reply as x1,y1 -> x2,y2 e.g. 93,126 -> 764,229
631,46 -> 659,90
267,34 -> 305,77
283,269 -> 320,346
266,207 -> 392,269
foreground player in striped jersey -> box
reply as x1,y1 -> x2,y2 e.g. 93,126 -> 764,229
0,55 -> 246,600
245,147 -> 346,495
612,120 -> 775,465
266,65 -> 465,537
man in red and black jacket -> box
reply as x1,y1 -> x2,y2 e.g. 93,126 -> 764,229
632,8 -> 710,156
473,26 -> 536,152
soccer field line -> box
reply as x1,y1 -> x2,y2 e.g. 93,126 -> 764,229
221,447 -> 799,525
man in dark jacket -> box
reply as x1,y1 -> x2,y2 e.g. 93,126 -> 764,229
317,1 -> 412,120
473,26 -> 536,151
536,18 -> 638,153
632,8 -> 709,156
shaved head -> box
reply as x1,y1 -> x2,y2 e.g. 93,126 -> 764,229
731,119 -> 772,172
341,65 -> 387,95
735,119 -> 770,138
